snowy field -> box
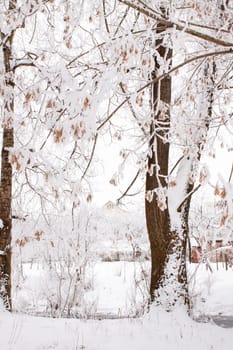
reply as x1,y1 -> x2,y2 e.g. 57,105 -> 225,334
1,303 -> 233,350
12,260 -> 150,318
189,264 -> 233,317
12,258 -> 233,318
0,260 -> 230,349
5,208 -> 233,349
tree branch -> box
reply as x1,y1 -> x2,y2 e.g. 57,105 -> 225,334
116,169 -> 141,203
119,82 -> 147,135
81,134 -> 98,180
138,49 -> 233,94
177,184 -> 201,213
97,99 -> 128,130
96,49 -> 233,131
102,0 -> 110,33
229,162 -> 233,182
169,155 -> 184,175
118,0 -> 233,47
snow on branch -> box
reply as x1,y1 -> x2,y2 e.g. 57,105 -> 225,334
118,0 -> 233,47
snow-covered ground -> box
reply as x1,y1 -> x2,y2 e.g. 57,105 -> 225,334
13,259 -> 233,318
13,260 -> 150,317
6,204 -> 233,349
2,252 -> 233,349
189,263 -> 233,317
1,303 -> 233,350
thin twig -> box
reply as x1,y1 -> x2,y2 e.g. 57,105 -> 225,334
169,155 -> 184,175
114,5 -> 130,36
97,99 -> 128,130
40,109 -> 66,150
103,0 -> 110,33
69,141 -> 78,159
119,82 -> 147,135
29,13 -> 37,44
229,163 -> 233,182
117,169 -> 141,203
81,134 -> 98,180
177,184 -> 201,213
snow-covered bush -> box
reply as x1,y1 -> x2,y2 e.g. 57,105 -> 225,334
12,203 -> 149,317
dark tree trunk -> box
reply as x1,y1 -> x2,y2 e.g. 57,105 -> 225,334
145,21 -> 173,303
0,21 -> 15,310
0,129 -> 14,310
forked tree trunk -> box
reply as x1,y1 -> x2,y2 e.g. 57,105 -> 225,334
145,27 -> 215,308
0,25 -> 15,310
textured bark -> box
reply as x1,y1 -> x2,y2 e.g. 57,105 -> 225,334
145,19 -> 191,307
0,10 -> 15,309
0,129 -> 14,310
145,21 -> 173,302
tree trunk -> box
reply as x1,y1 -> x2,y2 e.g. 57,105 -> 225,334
0,24 -> 15,310
145,13 -> 192,307
177,59 -> 216,305
0,129 -> 14,310
145,20 -> 174,303
145,0 -> 219,306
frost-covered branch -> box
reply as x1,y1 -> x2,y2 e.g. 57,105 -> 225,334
96,48 -> 233,130
118,0 -> 233,47
139,49 -> 233,94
